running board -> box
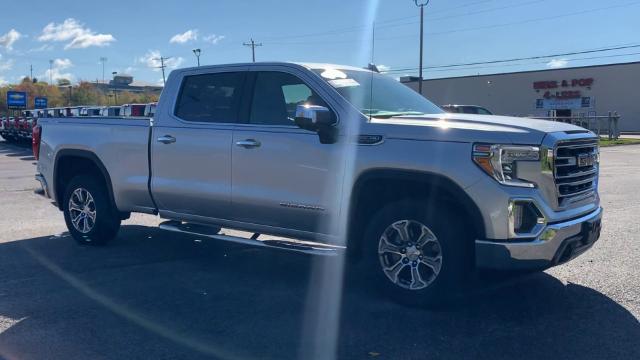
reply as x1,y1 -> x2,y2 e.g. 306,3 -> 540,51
159,221 -> 343,256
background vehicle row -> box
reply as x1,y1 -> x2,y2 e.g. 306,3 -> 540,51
0,103 -> 157,143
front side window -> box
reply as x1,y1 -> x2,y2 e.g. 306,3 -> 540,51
250,72 -> 329,126
175,72 -> 245,123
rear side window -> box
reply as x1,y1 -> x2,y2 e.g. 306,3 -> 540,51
175,72 -> 245,123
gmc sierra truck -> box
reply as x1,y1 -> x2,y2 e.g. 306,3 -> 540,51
34,62 -> 602,305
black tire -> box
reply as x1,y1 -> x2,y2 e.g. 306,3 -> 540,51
63,174 -> 121,245
360,199 -> 473,307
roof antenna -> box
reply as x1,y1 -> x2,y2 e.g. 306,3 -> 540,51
367,63 -> 380,73
367,22 -> 377,121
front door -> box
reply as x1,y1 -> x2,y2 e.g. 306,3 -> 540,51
151,70 -> 246,220
231,70 -> 344,236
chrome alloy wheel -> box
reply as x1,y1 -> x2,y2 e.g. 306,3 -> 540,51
68,188 -> 96,234
378,219 -> 443,290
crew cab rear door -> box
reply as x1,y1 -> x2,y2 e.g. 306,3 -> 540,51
151,68 -> 248,220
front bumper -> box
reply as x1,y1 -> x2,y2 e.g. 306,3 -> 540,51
475,207 -> 603,270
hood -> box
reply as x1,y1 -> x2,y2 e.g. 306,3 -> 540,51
368,113 -> 591,145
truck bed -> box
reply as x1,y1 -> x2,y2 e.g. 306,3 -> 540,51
37,116 -> 156,214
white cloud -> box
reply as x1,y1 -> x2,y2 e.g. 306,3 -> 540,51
546,58 -> 569,69
203,34 -> 225,44
123,66 -> 136,74
170,29 -> 198,44
38,18 -> 115,49
137,50 -> 184,71
0,54 -> 14,72
39,58 -> 75,83
377,64 -> 390,72
54,58 -> 73,69
0,77 -> 7,86
0,29 -> 22,50
66,33 -> 115,49
28,43 -> 55,52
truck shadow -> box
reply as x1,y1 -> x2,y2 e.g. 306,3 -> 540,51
0,225 -> 638,360
0,140 -> 35,161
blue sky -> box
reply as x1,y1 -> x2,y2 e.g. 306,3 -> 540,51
0,0 -> 639,85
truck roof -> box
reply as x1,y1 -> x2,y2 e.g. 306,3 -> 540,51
176,61 -> 372,73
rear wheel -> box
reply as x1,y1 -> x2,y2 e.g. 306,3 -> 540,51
361,200 -> 473,307
63,175 -> 120,245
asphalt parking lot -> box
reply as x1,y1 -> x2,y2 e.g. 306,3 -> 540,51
0,140 -> 638,360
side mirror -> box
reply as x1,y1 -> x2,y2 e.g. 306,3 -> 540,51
294,105 -> 338,144
294,105 -> 335,130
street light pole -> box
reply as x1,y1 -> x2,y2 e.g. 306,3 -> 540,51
100,57 -> 107,84
49,59 -> 53,84
112,72 -> 118,105
193,48 -> 201,67
414,0 -> 430,95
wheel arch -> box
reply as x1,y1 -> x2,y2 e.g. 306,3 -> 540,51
53,149 -> 116,212
347,168 -> 485,259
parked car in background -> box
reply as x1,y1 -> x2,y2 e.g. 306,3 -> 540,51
0,116 -> 6,140
144,102 -> 157,117
121,104 -> 146,117
441,104 -> 493,115
80,107 -> 105,116
34,62 -> 602,306
64,107 -> 84,117
100,106 -> 122,117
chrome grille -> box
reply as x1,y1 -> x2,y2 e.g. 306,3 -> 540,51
554,139 -> 599,206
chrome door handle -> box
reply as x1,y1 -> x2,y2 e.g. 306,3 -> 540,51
157,135 -> 176,144
235,139 -> 261,149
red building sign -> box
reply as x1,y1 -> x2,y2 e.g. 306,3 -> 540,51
533,78 -> 594,100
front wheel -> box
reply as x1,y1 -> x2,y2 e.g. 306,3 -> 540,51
361,200 -> 473,307
63,175 -> 121,245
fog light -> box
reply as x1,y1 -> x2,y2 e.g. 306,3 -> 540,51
509,200 -> 546,238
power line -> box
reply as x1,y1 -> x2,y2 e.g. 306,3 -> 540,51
385,43 -> 640,73
423,0 -> 640,37
410,51 -> 640,75
260,0 -> 499,42
266,0 -> 640,46
243,38 -> 262,62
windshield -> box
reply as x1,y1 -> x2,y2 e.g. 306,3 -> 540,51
312,68 -> 443,117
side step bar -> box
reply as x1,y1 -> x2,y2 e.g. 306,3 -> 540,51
159,221 -> 343,257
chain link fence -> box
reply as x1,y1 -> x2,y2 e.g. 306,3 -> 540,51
530,112 -> 621,140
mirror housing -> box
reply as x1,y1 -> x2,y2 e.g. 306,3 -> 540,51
294,105 -> 335,130
294,105 -> 338,144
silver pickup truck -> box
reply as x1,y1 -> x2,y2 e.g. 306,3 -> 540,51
34,62 -> 602,305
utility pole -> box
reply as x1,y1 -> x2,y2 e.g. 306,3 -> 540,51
413,0 -> 430,95
154,56 -> 172,86
30,64 -> 33,80
243,38 -> 262,62
99,57 -> 107,83
49,59 -> 53,84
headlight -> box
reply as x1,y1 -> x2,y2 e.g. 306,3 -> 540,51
472,144 -> 540,188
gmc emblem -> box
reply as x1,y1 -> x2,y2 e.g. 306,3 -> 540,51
577,153 -> 596,167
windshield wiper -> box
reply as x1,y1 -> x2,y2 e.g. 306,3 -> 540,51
368,111 -> 425,119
